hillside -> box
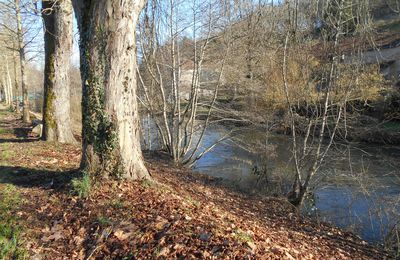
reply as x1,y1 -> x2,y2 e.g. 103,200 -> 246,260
0,107 -> 389,259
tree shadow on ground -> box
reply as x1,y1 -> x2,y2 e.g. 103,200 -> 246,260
13,126 -> 33,138
0,166 -> 81,192
0,138 -> 38,144
0,111 -> 39,142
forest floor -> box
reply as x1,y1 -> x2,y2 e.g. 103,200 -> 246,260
0,106 -> 390,259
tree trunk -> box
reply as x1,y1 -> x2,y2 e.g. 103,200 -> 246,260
42,0 -> 76,143
73,0 -> 150,180
19,46 -> 29,123
15,0 -> 30,123
2,77 -> 9,105
6,59 -> 13,110
12,49 -> 20,114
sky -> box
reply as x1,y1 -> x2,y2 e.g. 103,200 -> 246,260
71,17 -> 80,67
10,0 -> 284,70
0,0 -> 81,69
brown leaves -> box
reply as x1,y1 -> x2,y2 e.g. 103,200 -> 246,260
113,222 -> 138,241
8,169 -> 387,259
246,241 -> 257,252
113,229 -> 131,241
154,216 -> 169,230
0,115 -> 387,260
41,222 -> 65,242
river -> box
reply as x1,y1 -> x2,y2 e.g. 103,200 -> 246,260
142,121 -> 400,244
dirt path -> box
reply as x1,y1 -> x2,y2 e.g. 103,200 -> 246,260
0,106 -> 389,259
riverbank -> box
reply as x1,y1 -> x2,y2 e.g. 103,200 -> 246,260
213,115 -> 400,147
0,108 -> 389,258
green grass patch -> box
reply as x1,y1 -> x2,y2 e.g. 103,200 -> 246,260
0,149 -> 16,162
0,128 -> 12,135
71,173 -> 91,198
235,230 -> 253,243
0,184 -> 28,259
186,196 -> 201,208
96,215 -> 112,227
0,143 -> 15,165
141,179 -> 154,189
0,110 -> 8,116
108,199 -> 125,210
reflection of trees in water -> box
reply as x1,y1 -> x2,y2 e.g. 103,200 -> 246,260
310,146 -> 400,248
228,128 -> 400,247
142,115 -> 400,247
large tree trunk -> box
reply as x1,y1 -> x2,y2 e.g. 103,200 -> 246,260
15,0 -> 30,123
73,0 -> 150,180
42,0 -> 76,143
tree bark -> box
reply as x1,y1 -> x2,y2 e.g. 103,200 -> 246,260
42,0 -> 76,143
6,59 -> 13,110
73,0 -> 150,180
12,48 -> 20,114
15,0 -> 30,123
2,77 -> 9,105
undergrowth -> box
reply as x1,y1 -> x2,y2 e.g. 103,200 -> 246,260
0,184 -> 28,259
71,173 -> 91,198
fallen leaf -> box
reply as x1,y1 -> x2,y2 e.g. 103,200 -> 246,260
246,241 -> 257,252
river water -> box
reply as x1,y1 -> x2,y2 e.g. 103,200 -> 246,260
142,121 -> 400,244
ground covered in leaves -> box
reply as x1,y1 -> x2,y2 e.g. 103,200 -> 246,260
0,108 -> 389,259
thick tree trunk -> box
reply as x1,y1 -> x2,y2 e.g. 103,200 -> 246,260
73,0 -> 150,180
15,0 -> 30,123
42,0 -> 76,143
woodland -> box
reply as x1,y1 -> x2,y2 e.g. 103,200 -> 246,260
0,0 -> 399,258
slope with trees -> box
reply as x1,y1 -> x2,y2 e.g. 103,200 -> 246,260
0,0 -> 398,258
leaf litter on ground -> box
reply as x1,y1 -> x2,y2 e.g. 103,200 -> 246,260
0,110 -> 389,259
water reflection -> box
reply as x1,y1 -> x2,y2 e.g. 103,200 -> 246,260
142,119 -> 400,244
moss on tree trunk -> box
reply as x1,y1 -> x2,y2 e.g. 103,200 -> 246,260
42,0 -> 76,143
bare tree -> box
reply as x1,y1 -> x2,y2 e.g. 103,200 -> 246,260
15,0 -> 29,122
0,57 -> 13,109
138,0 -> 235,166
5,58 -> 13,108
72,0 -> 150,180
281,0 -> 375,206
0,0 -> 42,123
41,0 -> 76,143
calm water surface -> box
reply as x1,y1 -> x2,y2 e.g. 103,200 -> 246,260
142,120 -> 400,243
